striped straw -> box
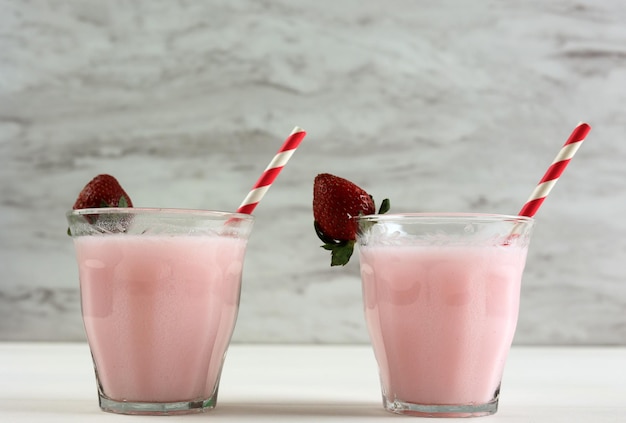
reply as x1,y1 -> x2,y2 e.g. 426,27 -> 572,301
518,122 -> 591,217
236,126 -> 307,214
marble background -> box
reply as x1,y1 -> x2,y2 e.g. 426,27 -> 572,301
1,0 -> 625,345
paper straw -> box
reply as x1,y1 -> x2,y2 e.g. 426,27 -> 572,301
236,126 -> 307,215
518,122 -> 591,217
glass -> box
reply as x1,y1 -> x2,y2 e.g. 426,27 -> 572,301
67,208 -> 254,415
356,213 -> 534,417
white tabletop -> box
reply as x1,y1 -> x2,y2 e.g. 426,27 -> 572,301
0,343 -> 624,422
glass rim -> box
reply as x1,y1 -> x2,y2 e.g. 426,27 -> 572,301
66,207 -> 255,222
355,212 -> 534,224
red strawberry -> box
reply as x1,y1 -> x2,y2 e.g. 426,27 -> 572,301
313,173 -> 389,266
73,174 -> 133,210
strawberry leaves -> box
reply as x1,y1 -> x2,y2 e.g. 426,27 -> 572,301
314,221 -> 356,266
378,198 -> 390,214
322,240 -> 356,267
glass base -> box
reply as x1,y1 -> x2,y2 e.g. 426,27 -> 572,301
383,395 -> 498,418
98,393 -> 217,415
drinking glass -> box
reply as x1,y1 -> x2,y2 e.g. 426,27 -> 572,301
67,208 -> 254,415
356,213 -> 534,417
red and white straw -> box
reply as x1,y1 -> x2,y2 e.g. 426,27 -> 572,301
236,126 -> 307,215
518,122 -> 591,217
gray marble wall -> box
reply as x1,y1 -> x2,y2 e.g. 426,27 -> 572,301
1,0 -> 625,345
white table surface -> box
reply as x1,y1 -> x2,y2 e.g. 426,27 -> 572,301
0,343 -> 624,422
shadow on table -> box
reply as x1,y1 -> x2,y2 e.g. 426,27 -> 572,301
0,399 -> 389,419
215,401 -> 387,419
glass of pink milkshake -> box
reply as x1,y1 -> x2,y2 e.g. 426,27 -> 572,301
66,208 -> 254,415
356,213 -> 534,417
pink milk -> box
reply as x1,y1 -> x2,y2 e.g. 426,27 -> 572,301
359,244 -> 528,406
74,234 -> 248,403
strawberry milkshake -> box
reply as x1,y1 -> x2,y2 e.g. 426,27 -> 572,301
67,207 -> 254,415
356,213 -> 534,417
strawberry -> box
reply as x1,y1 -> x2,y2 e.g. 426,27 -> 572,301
313,173 -> 389,266
73,174 -> 133,210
